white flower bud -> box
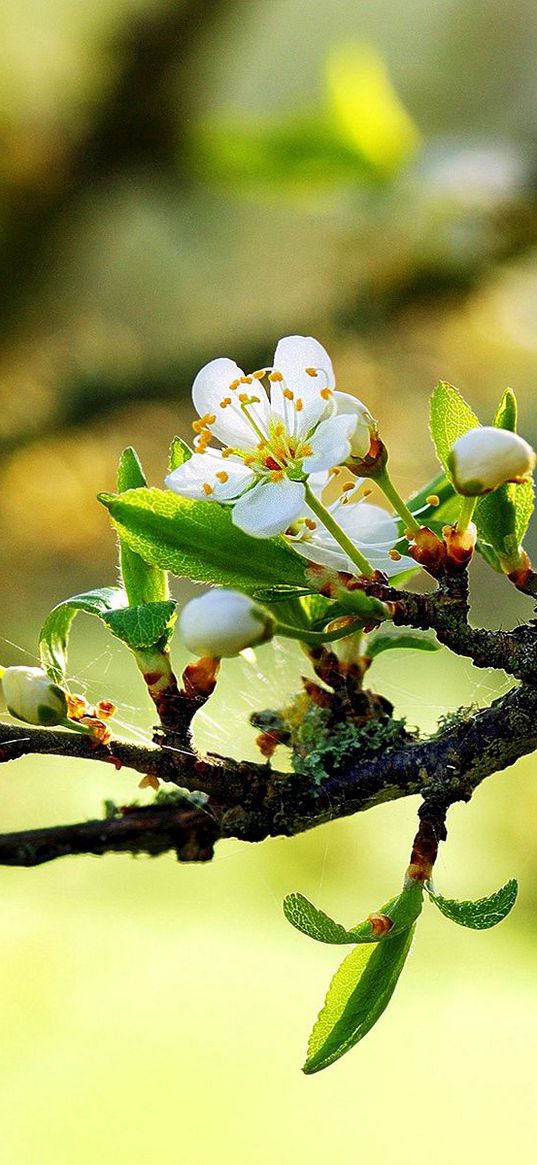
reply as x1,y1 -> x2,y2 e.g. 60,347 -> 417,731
334,392 -> 376,459
179,590 -> 274,658
448,427 -> 536,496
0,666 -> 68,726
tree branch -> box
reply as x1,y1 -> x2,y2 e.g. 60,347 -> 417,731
1,677 -> 536,866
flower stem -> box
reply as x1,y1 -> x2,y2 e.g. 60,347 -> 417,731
274,619 -> 364,646
456,496 -> 477,533
375,469 -> 421,536
304,485 -> 375,577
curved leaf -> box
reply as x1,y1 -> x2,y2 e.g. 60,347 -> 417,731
365,631 -> 440,659
303,924 -> 416,1073
103,601 -> 177,650
429,382 -> 480,479
39,587 -> 127,682
117,448 -> 169,606
425,877 -> 518,930
99,488 -> 311,595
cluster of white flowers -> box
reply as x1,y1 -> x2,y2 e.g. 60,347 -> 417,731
165,336 -> 375,540
167,335 -> 536,660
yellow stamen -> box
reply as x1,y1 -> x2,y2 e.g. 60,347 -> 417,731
305,367 -> 318,377
221,447 -> 234,458
295,398 -> 303,412
243,454 -> 256,466
238,393 -> 249,403
389,549 -> 402,561
219,397 -> 232,408
342,482 -> 355,492
216,471 -> 229,483
269,371 -> 283,382
252,369 -> 266,379
305,518 -> 317,530
271,470 -> 284,481
320,387 -> 332,401
362,487 -> 373,497
301,444 -> 313,456
240,375 -> 253,384
426,494 -> 440,507
329,466 -> 342,476
202,483 -> 214,496
283,388 -> 294,400
229,379 -> 240,390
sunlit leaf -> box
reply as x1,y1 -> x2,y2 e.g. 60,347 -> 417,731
39,588 -> 127,683
98,488 -> 312,595
365,631 -> 440,659
168,436 -> 192,472
117,448 -> 169,606
429,382 -> 480,480
303,924 -> 416,1073
425,878 -> 518,930
103,601 -> 177,650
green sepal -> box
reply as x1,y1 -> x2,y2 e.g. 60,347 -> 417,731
117,448 -> 170,606
98,488 -> 312,596
425,877 -> 518,930
429,382 -> 480,483
303,923 -> 416,1074
103,600 -> 177,650
364,630 -> 440,659
168,436 -> 192,472
39,587 -> 128,683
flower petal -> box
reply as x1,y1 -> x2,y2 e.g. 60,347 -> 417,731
334,391 -> 375,458
271,335 -> 336,434
165,449 -> 255,501
302,414 -> 356,473
231,478 -> 306,538
193,357 -> 270,448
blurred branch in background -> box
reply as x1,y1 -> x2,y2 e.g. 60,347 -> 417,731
0,0 -> 228,340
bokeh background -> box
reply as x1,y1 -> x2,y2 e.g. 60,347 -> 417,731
2,1 -> 537,1161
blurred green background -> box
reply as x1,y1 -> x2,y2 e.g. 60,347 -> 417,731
2,1 -> 537,1161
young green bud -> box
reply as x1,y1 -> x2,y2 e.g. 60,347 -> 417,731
448,427 -> 536,496
0,666 -> 68,726
179,590 -> 274,658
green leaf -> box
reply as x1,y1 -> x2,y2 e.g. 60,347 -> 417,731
474,389 -> 534,570
365,631 -> 440,659
426,877 -> 518,930
98,488 -> 312,596
103,600 -> 177,650
117,449 -> 169,606
429,382 -> 480,480
493,387 -> 517,432
39,587 -> 127,682
284,882 -> 423,946
284,894 -> 364,945
303,924 -> 416,1073
117,446 -> 147,492
168,436 -> 192,472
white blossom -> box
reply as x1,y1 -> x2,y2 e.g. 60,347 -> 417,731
284,473 -> 415,577
179,590 -> 274,658
165,336 -> 373,538
448,427 -> 536,496
0,666 -> 68,726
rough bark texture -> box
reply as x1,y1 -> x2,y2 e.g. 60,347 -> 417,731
1,569 -> 535,867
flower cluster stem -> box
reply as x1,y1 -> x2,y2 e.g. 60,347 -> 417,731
375,469 -> 422,537
304,485 -> 375,577
456,495 -> 477,533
